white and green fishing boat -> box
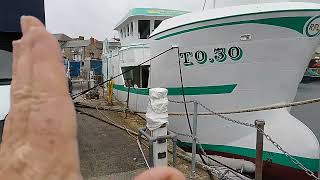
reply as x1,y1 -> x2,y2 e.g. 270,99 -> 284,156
103,1 -> 320,179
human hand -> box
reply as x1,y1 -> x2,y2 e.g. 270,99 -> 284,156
0,16 -> 81,180
0,16 -> 185,180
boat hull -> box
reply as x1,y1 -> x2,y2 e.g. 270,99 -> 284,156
111,6 -> 320,179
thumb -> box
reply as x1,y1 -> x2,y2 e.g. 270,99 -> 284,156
134,167 -> 185,180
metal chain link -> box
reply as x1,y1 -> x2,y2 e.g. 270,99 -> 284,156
98,85 -> 320,179
168,97 -> 320,115
197,139 -> 242,180
256,127 -> 320,180
197,102 -> 256,128
168,99 -> 195,104
168,129 -> 237,179
169,130 -> 193,138
196,102 -> 319,180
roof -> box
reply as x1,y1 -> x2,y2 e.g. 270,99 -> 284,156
115,8 -> 189,30
62,40 -> 103,49
63,40 -> 91,48
53,33 -> 72,42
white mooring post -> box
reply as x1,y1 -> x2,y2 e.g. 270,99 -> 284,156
146,88 -> 169,167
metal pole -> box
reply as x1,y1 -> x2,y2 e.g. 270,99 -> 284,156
172,137 -> 177,167
125,80 -> 131,118
255,120 -> 265,180
191,101 -> 198,179
149,140 -> 154,167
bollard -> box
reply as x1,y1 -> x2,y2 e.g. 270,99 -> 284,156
255,120 -> 265,180
191,101 -> 198,179
138,128 -> 177,168
146,88 -> 169,167
151,124 -> 168,167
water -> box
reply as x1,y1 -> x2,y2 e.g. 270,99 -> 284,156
291,80 -> 320,142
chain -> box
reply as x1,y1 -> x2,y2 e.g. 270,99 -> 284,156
195,102 -> 318,179
197,102 -> 256,128
256,127 -> 320,180
168,99 -> 195,104
169,130 -> 193,138
197,140 -> 242,180
168,97 -> 320,115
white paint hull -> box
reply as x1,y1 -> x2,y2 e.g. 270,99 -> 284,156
108,3 -> 320,178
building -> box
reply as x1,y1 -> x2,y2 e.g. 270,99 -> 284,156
102,38 -> 121,59
53,33 -> 72,46
53,34 -> 103,60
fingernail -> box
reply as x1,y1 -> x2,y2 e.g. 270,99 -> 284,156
20,16 -> 30,34
12,40 -> 21,46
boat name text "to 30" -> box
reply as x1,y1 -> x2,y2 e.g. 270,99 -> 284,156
179,47 -> 243,67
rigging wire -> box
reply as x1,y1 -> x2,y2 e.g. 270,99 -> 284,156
71,47 -> 175,100
176,47 -> 215,180
176,47 -> 193,134
175,47 -> 252,179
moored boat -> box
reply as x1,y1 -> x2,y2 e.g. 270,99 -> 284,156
104,2 -> 320,179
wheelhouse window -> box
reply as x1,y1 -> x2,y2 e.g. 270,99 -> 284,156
154,20 -> 163,29
0,50 -> 12,85
138,20 -> 150,39
127,24 -> 130,37
130,22 -> 134,36
122,65 -> 149,88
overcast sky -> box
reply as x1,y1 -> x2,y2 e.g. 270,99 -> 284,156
44,0 -> 211,40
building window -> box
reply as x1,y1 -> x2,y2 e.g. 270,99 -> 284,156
124,28 -> 126,38
121,65 -> 149,88
154,20 -> 163,29
120,29 -> 123,38
127,24 -> 130,37
90,52 -> 94,58
138,20 -> 150,39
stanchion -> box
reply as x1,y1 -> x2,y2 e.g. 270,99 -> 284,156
191,101 -> 198,179
255,120 -> 265,180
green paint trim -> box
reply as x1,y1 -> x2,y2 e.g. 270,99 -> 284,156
155,16 -> 312,40
130,8 -> 188,17
150,9 -> 320,39
115,8 -> 189,29
177,141 -> 320,172
113,84 -> 149,95
113,84 -> 237,96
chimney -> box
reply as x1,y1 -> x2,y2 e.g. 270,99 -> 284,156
90,37 -> 95,44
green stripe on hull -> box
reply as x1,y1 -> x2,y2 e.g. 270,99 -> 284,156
155,16 -> 312,40
177,141 -> 320,172
113,84 -> 237,96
